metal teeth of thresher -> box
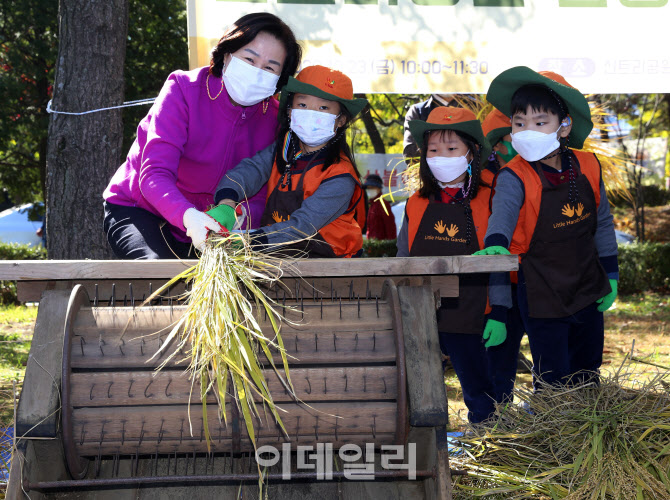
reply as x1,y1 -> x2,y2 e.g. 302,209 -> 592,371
60,278 -> 408,480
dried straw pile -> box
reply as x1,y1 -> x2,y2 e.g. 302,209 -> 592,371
451,369 -> 670,499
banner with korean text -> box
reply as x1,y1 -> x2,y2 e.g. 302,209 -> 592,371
187,0 -> 669,93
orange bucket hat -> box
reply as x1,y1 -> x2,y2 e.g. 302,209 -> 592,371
482,108 -> 512,147
279,65 -> 368,117
408,106 -> 490,157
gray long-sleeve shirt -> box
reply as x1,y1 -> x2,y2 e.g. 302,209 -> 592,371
214,144 -> 356,247
485,155 -> 619,278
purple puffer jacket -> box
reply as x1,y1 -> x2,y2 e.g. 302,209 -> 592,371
103,66 -> 278,240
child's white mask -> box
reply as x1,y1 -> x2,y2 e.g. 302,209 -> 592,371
511,124 -> 564,162
426,152 -> 470,183
290,108 -> 339,147
222,56 -> 279,106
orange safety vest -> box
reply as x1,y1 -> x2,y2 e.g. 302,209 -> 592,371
405,185 -> 492,316
500,149 -> 602,259
265,157 -> 363,258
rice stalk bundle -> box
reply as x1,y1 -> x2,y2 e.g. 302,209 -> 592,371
451,368 -> 670,499
145,231 -> 297,457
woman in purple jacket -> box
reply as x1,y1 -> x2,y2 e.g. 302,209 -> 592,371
103,13 -> 301,259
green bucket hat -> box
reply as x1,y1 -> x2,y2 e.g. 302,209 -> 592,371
486,66 -> 593,149
408,106 -> 491,160
279,65 -> 368,118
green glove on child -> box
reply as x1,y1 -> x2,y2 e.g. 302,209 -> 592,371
483,319 -> 507,348
596,279 -> 618,312
473,246 -> 510,256
206,204 -> 237,231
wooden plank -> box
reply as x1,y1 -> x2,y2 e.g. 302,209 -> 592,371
16,290 -> 71,438
72,300 -> 394,331
17,279 -> 186,304
72,402 -> 398,454
17,275 -> 460,304
69,366 -> 398,406
75,433 -> 396,456
398,286 -> 449,427
70,329 -> 397,368
0,255 -> 517,280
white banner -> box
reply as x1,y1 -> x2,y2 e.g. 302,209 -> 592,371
187,0 -> 670,93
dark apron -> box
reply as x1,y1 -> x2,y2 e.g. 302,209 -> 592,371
521,160 -> 611,318
410,196 -> 487,334
260,163 -> 336,258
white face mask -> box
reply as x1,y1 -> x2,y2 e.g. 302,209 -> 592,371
366,188 -> 380,199
426,152 -> 470,184
290,108 -> 339,147
511,124 -> 563,162
222,56 -> 280,106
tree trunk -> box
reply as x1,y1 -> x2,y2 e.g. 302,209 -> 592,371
356,94 -> 386,154
46,0 -> 128,259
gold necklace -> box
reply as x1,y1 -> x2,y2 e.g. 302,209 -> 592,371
206,72 -> 224,101
262,98 -> 269,114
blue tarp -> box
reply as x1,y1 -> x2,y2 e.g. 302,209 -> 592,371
0,427 -> 13,481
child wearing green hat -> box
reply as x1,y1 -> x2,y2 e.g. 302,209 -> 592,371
397,106 -> 510,423
481,108 -> 525,405
207,65 -> 368,258
477,67 -> 618,389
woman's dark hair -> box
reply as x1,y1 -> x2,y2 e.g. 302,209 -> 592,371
510,84 -> 568,122
209,13 -> 302,92
417,129 -> 482,202
273,93 -> 362,179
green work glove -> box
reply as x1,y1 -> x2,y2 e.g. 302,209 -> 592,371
596,279 -> 618,312
483,319 -> 507,348
206,204 -> 237,231
473,246 -> 510,256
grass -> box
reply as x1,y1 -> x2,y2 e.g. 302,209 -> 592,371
0,305 -> 35,426
0,304 -> 37,325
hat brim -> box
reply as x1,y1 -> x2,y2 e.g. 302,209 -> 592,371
279,77 -> 368,118
408,119 -> 491,167
486,126 -> 512,148
486,66 -> 593,149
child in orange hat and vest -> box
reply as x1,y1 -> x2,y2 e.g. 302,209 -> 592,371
481,108 -> 518,186
476,67 -> 618,389
397,107 -> 511,423
481,108 -> 525,405
209,65 -> 368,258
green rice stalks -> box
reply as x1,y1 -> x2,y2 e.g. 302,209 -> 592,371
145,231 -> 298,463
451,365 -> 670,499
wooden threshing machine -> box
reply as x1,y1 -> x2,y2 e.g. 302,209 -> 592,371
1,255 -> 516,499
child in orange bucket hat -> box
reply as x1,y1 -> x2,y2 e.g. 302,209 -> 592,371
210,65 -> 368,258
397,106 -> 511,424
